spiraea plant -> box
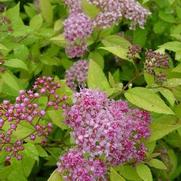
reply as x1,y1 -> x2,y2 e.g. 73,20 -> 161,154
0,0 -> 181,181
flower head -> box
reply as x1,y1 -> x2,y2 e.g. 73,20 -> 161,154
64,89 -> 151,165
65,60 -> 88,91
64,12 -> 93,42
57,149 -> 107,181
65,42 -> 87,58
64,0 -> 82,13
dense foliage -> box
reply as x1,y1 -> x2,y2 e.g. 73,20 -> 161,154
0,0 -> 181,180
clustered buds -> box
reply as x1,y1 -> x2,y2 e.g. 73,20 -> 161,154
63,0 -> 150,58
0,76 -> 66,162
145,50 -> 169,84
0,15 -> 13,32
57,89 -> 151,180
65,60 -> 88,91
127,44 -> 142,59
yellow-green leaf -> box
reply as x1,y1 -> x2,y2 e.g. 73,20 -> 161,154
110,168 -> 126,181
39,0 -> 53,25
48,170 -> 63,181
136,164 -> 153,181
125,87 -> 174,114
148,159 -> 167,170
99,46 -> 129,61
88,59 -> 110,91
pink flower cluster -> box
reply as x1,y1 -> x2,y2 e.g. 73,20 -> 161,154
57,149 -> 107,181
63,0 -> 150,58
90,0 -> 122,28
64,0 -> 81,13
64,13 -> 93,42
57,89 -> 151,179
64,3 -> 93,58
120,0 -> 151,29
65,60 -> 88,91
89,0 -> 150,29
0,76 -> 66,162
65,43 -> 88,59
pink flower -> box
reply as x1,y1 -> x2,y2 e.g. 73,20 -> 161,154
57,149 -> 107,181
64,12 -> 93,42
64,89 -> 151,166
65,60 -> 88,91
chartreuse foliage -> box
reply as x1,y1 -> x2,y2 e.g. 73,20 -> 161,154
0,0 -> 180,180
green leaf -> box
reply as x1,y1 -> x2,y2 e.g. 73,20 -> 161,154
48,170 -> 63,181
1,71 -> 22,96
4,59 -> 28,71
55,78 -> 73,104
142,0 -> 150,4
110,168 -> 126,181
148,121 -> 181,142
144,72 -> 154,85
99,46 -> 129,61
81,0 -> 100,18
147,159 -> 167,170
154,20 -> 168,34
40,56 -> 60,66
116,165 -> 141,181
158,88 -> 175,106
145,141 -> 156,154
172,64 -> 181,73
30,14 -> 43,30
136,164 -> 153,181
164,78 -> 181,87
47,110 -> 68,129
50,34 -> 65,47
109,72 -> 116,87
0,164 -> 13,179
176,7 -> 181,19
102,35 -> 131,48
12,122 -> 34,140
8,164 -> 27,181
125,87 -> 174,114
0,43 -> 9,51
13,45 -> 29,61
159,41 -> 181,61
89,51 -> 104,69
54,19 -> 64,32
36,145 -> 48,157
6,3 -> 24,29
22,154 -> 36,177
133,28 -> 148,46
88,59 -> 110,91
39,0 -> 53,25
168,149 -> 178,177
24,143 -> 39,161
24,4 -> 36,18
159,11 -> 176,23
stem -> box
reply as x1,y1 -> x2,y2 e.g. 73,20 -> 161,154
123,72 -> 143,91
